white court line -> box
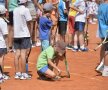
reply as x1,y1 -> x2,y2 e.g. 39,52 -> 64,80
6,56 -> 102,81
62,71 -> 102,81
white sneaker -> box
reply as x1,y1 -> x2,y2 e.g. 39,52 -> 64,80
96,59 -> 104,73
0,74 -> 4,83
20,73 -> 31,80
36,42 -> 41,47
3,74 -> 10,80
102,66 -> 108,77
14,72 -> 22,79
0,77 -> 4,84
52,76 -> 61,80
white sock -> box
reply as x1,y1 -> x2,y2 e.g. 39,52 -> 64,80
74,46 -> 78,49
80,45 -> 84,49
104,65 -> 108,69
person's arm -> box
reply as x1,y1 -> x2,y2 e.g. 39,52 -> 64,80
32,0 -> 43,12
5,0 -> 9,17
63,2 -> 68,15
70,6 -> 84,14
48,59 -> 61,74
4,34 -> 9,51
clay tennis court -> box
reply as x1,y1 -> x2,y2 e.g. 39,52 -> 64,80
0,23 -> 108,90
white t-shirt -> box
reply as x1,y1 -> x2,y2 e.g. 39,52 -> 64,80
0,18 -> 8,48
74,0 -> 86,22
13,5 -> 32,38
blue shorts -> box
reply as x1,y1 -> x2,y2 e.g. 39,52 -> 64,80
39,65 -> 48,74
74,22 -> 85,32
41,40 -> 50,51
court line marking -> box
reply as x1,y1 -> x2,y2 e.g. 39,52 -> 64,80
6,56 -> 102,81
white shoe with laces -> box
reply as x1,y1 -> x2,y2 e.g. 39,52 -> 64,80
3,74 -> 10,80
102,66 -> 108,77
20,73 -> 31,80
14,72 -> 22,79
36,42 -> 41,47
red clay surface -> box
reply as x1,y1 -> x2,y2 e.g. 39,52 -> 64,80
1,23 -> 108,90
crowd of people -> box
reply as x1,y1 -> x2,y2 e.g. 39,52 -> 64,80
0,0 -> 108,84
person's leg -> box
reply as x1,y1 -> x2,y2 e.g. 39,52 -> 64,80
20,49 -> 27,73
79,31 -> 85,48
14,49 -> 21,73
0,55 -> 4,73
0,49 -> 10,80
73,31 -> 78,51
96,39 -> 105,73
32,21 -> 37,46
59,21 -> 67,42
41,40 -> 50,51
102,42 -> 108,76
44,69 -> 56,78
67,16 -> 75,47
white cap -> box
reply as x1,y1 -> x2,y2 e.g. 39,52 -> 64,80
0,5 -> 7,14
43,3 -> 54,11
18,0 -> 28,4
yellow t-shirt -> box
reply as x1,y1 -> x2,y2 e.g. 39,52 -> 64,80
69,0 -> 77,17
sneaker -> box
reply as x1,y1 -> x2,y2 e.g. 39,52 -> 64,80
72,47 -> 79,52
79,47 -> 88,52
102,69 -> 108,77
0,74 -> 4,83
32,44 -> 36,47
96,60 -> 104,73
3,74 -> 10,80
52,76 -> 61,80
14,72 -> 22,79
36,41 -> 41,47
66,45 -> 73,50
20,73 -> 31,80
0,77 -> 4,84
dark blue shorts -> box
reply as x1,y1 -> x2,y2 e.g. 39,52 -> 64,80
74,22 -> 85,32
0,48 -> 7,56
14,37 -> 32,49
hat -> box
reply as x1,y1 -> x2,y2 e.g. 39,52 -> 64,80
0,5 -> 7,14
55,40 -> 66,55
43,3 -> 54,11
18,0 -> 28,4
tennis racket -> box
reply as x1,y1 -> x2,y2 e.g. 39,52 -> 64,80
26,48 -> 31,73
84,2 -> 89,46
90,30 -> 108,51
64,53 -> 70,78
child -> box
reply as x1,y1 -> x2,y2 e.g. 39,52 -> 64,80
96,0 -> 108,76
39,3 -> 53,51
13,0 -> 32,80
36,40 -> 66,80
72,0 -> 88,51
0,5 -> 9,82
58,0 -> 68,42
67,0 -> 83,49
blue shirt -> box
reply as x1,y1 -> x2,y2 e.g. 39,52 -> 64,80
0,0 -> 5,6
98,3 -> 108,38
39,16 -> 52,40
58,0 -> 68,21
